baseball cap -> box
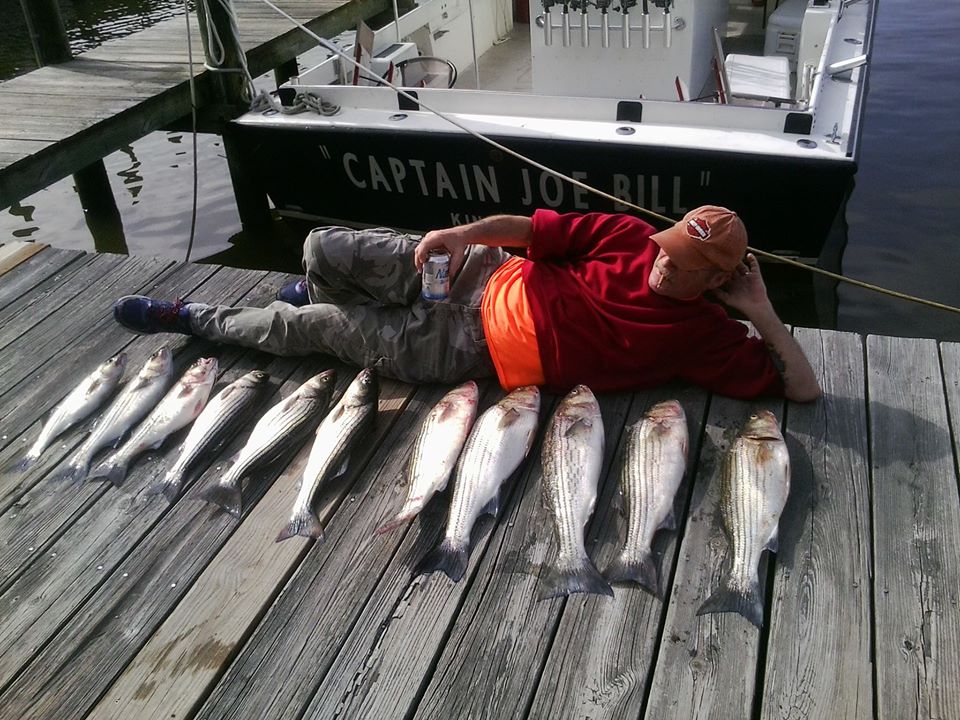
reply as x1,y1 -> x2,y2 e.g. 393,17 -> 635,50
650,206 -> 747,271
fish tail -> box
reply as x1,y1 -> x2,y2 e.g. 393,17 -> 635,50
201,482 -> 244,517
55,457 -> 89,485
604,550 -> 661,598
696,573 -> 764,628
540,557 -> 613,600
415,538 -> 469,582
13,454 -> 40,474
87,458 -> 129,487
276,510 -> 325,543
145,471 -> 183,504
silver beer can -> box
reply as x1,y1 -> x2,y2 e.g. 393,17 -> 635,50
422,252 -> 451,301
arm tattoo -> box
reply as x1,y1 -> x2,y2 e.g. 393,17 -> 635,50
766,343 -> 786,376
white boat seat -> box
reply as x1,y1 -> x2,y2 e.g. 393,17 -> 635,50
724,53 -> 793,102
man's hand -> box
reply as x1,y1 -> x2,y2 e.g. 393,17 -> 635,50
414,227 -> 470,277
711,253 -> 772,316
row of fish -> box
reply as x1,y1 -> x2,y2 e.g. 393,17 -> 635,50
13,349 -> 380,544
380,382 -> 789,627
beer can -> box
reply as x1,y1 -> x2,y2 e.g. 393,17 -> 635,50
422,252 -> 451,301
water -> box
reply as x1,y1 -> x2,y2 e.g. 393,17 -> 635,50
2,0 -> 959,340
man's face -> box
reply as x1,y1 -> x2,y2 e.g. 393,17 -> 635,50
648,248 -> 727,300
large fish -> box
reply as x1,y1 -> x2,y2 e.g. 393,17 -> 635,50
376,380 -> 479,535
59,347 -> 173,483
147,369 -> 270,503
88,357 -> 218,486
697,410 -> 790,628
202,369 -> 336,517
539,385 -> 611,599
277,368 -> 379,542
416,385 -> 540,582
605,399 -> 688,597
14,353 -> 126,472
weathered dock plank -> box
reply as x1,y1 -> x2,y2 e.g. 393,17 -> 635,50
408,393 -> 633,720
525,385 -> 708,720
867,335 -> 960,720
0,241 -> 47,276
0,246 -> 85,313
87,375 -> 415,720
759,328 -> 873,720
643,391 -> 785,720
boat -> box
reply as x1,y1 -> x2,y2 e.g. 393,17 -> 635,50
230,0 -> 876,261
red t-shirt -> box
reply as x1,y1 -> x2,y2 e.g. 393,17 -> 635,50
521,210 -> 784,398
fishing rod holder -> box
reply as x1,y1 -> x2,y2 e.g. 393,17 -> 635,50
536,8 -> 682,48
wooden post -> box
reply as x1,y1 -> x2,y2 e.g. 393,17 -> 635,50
19,0 -> 71,66
18,0 -> 124,225
195,0 -> 273,232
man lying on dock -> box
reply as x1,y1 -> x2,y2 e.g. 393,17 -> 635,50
113,207 -> 821,402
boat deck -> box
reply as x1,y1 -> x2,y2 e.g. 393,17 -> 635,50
0,242 -> 958,720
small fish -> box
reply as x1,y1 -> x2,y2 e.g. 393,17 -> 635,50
605,400 -> 688,597
539,385 -> 611,599
14,353 -> 126,473
58,347 -> 174,483
277,368 -> 379,542
376,380 -> 479,535
697,410 -> 790,628
202,369 -> 336,517
147,369 -> 270,503
416,385 -> 540,582
88,357 -> 218,486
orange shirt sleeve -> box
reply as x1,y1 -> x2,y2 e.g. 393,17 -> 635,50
480,256 -> 545,389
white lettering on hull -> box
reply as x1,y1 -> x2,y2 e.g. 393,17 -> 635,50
342,153 -> 689,215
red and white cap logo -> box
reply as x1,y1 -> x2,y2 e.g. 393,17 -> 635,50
685,217 -> 711,241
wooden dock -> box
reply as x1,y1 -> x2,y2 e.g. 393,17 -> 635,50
0,241 -> 958,720
0,0 -> 388,210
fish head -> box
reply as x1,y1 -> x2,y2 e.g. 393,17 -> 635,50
300,369 -> 338,400
99,352 -> 127,380
646,399 -> 687,430
558,384 -> 600,418
344,367 -> 380,407
140,346 -> 173,379
501,385 -> 541,414
448,380 -> 480,404
238,370 -> 270,388
184,357 -> 219,385
740,410 -> 783,441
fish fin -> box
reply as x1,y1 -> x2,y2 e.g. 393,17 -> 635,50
375,507 -> 418,535
660,508 -> 677,533
563,417 -> 593,437
13,455 -> 39,474
696,574 -> 764,628
764,530 -> 779,554
539,558 -> 613,600
415,538 -> 469,582
145,472 -> 183,503
87,459 -> 129,487
604,551 -> 661,598
201,483 -> 244,517
478,492 -> 499,518
496,407 -> 521,430
275,510 -> 325,543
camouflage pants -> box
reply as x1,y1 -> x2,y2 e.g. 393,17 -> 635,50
190,226 -> 511,384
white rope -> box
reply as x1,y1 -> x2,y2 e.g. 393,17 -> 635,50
182,0 -> 200,263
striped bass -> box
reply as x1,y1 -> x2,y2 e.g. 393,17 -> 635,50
202,369 -> 336,517
58,347 -> 173,483
376,380 -> 479,535
697,410 -> 790,628
605,399 -> 688,597
88,357 -> 218,486
277,368 -> 379,542
416,385 -> 540,582
539,385 -> 611,599
14,353 -> 126,473
147,369 -> 270,503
